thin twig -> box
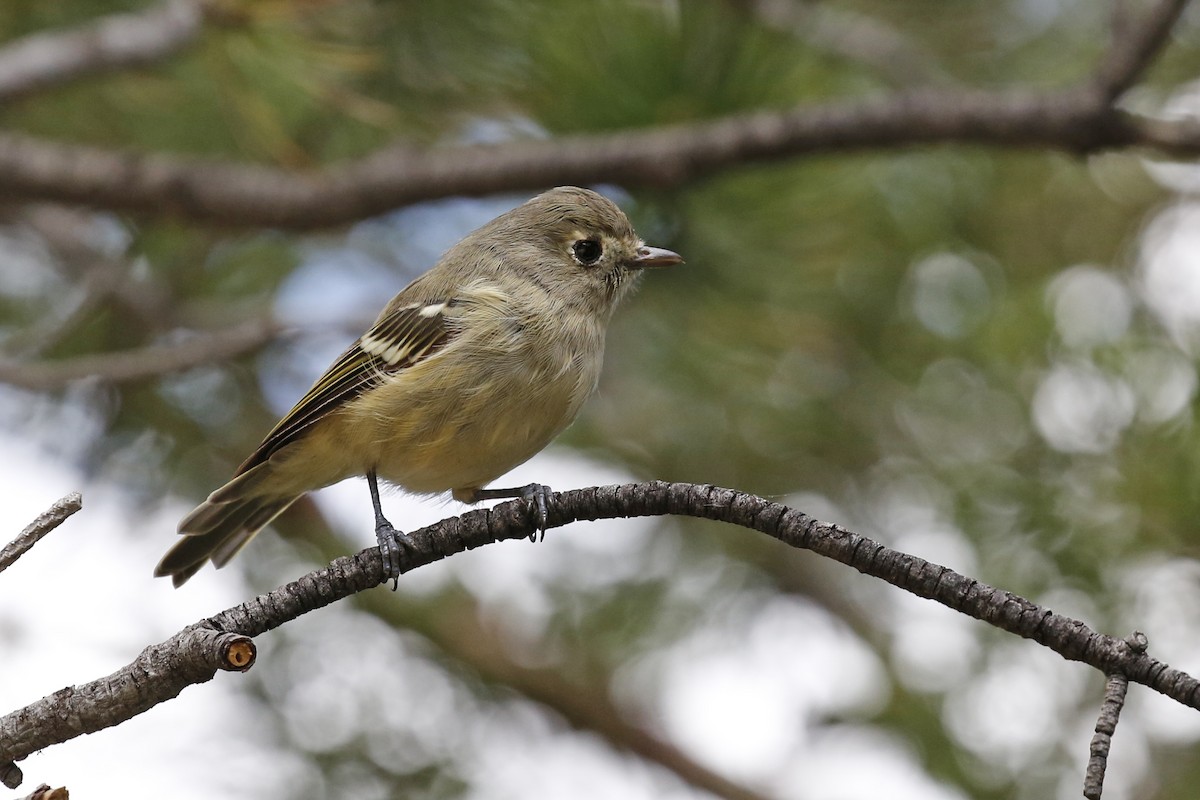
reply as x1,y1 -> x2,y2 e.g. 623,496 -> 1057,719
1084,674 -> 1130,799
1093,0 -> 1193,101
2,482 -> 1198,789
0,0 -> 207,102
1083,632 -> 1148,800
0,493 -> 82,577
0,317 -> 285,391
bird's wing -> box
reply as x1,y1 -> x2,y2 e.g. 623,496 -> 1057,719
235,299 -> 455,474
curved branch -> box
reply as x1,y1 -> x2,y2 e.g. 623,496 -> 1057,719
0,0 -> 1190,230
2,482 -> 1197,788
0,88 -> 1171,231
209,482 -> 1200,713
277,491 -> 774,800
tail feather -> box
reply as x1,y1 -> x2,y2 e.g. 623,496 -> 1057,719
157,463 -> 299,586
208,462 -> 278,505
176,493 -> 251,540
209,497 -> 296,568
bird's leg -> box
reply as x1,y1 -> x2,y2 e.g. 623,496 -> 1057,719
471,483 -> 552,542
368,469 -> 408,589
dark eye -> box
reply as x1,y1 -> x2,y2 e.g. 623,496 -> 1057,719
572,238 -> 603,266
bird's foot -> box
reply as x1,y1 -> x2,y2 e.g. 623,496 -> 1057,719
473,482 -> 553,542
521,483 -> 551,541
374,519 -> 412,590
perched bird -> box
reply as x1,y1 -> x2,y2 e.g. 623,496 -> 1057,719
156,186 -> 682,587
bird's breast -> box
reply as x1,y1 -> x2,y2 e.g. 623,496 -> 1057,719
360,301 -> 606,495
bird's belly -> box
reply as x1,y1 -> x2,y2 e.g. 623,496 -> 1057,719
377,411 -> 559,495
367,364 -> 589,497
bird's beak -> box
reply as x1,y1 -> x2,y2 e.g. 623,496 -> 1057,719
630,245 -> 684,269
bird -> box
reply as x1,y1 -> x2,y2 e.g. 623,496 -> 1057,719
155,186 -> 682,587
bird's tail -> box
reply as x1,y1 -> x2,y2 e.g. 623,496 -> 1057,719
156,462 -> 299,587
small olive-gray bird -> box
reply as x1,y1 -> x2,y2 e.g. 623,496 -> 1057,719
156,186 -> 682,587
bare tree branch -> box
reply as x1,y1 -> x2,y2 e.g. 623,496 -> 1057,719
3,482 -> 1198,789
1084,631 -> 1147,800
0,316 -> 285,391
0,626 -> 252,789
1094,0 -> 1193,101
0,493 -> 82,576
289,501 -> 774,800
0,88 -> 1158,230
0,1 -> 1187,231
0,0 -> 210,103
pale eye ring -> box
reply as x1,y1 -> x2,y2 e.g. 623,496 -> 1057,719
572,238 -> 603,266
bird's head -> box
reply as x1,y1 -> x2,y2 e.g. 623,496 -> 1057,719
478,186 -> 683,312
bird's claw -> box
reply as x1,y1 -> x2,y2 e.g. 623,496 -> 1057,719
519,483 -> 551,542
374,520 -> 408,590
472,482 -> 554,541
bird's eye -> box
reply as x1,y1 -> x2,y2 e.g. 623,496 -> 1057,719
572,238 -> 603,266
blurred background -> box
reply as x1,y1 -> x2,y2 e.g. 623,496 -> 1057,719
3,1 -> 1200,798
